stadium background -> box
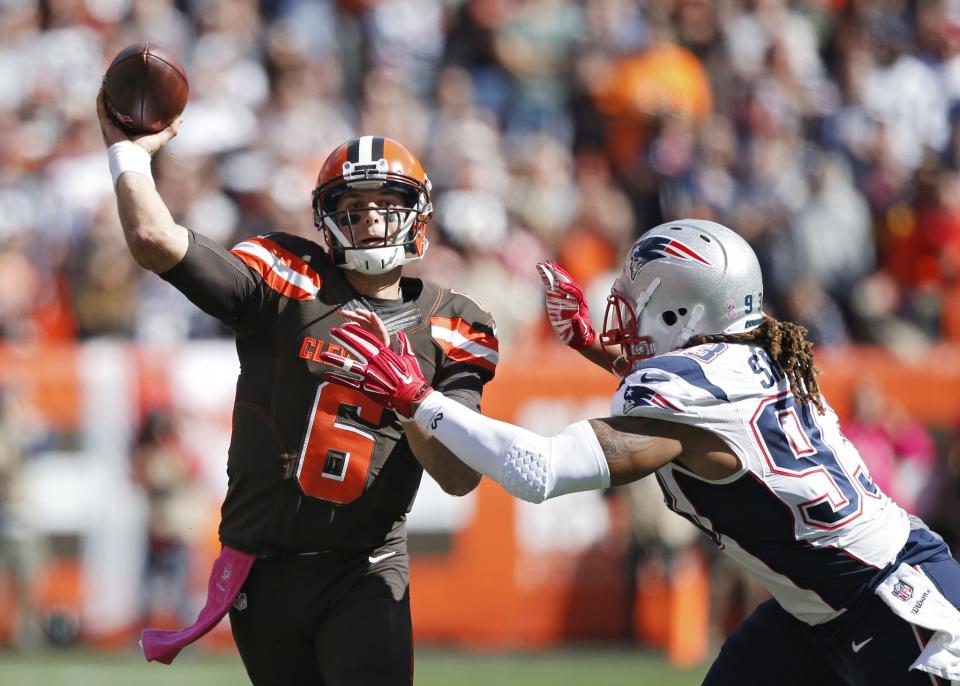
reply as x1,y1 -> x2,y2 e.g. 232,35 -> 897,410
2,0 -> 960,682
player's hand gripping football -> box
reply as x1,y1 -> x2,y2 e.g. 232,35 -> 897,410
96,87 -> 181,156
536,260 -> 597,350
321,324 -> 433,419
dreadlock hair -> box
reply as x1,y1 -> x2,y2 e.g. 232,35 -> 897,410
684,317 -> 825,414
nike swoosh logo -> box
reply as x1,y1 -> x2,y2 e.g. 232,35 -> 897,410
851,637 -> 873,653
368,551 -> 397,565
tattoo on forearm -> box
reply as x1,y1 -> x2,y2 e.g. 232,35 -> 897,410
588,419 -> 657,480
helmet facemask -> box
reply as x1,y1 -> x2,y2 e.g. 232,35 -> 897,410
600,277 -> 662,373
315,183 -> 428,276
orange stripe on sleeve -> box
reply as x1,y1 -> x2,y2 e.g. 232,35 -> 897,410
430,316 -> 499,373
231,236 -> 322,301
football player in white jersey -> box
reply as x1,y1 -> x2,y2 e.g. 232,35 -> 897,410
319,219 -> 960,685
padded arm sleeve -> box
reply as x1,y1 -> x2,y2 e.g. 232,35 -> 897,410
413,391 -> 610,503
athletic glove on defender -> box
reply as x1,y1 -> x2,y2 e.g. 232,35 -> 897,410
536,260 -> 597,350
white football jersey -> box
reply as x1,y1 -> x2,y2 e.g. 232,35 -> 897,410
612,342 -> 910,625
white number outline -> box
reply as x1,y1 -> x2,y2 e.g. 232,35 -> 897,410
749,391 -> 869,531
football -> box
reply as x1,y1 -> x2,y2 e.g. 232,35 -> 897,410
103,42 -> 189,134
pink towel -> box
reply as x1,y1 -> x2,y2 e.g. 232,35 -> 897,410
140,545 -> 256,664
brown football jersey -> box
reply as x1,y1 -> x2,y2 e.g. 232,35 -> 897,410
161,231 -> 497,554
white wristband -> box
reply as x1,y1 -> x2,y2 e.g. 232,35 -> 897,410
108,141 -> 154,189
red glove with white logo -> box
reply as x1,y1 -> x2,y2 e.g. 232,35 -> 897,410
320,323 -> 432,419
536,260 -> 597,350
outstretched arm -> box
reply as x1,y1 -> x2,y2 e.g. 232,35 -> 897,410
320,323 -> 728,502
97,89 -> 187,273
571,337 -> 614,374
410,391 -> 692,501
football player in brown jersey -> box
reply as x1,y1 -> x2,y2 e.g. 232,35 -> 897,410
97,90 -> 497,685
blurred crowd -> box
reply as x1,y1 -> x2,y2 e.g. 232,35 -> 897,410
1,0 -> 960,349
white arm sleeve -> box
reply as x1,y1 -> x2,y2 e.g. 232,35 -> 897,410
413,391 -> 610,503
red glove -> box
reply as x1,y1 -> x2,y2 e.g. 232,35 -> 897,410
320,323 -> 433,419
536,260 -> 597,350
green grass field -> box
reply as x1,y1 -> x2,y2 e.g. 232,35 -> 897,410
0,647 -> 711,685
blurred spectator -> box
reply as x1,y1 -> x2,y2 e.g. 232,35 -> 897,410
490,0 -> 585,141
590,17 -> 712,230
861,13 -> 948,173
131,411 -> 202,629
623,474 -> 698,577
781,278 -> 850,347
847,271 -> 933,352
555,150 -> 634,289
0,388 -> 45,649
789,152 -> 874,299
360,0 -> 446,97
881,163 -> 960,339
927,421 -> 960,556
621,475 -> 699,641
63,203 -> 140,338
843,378 -> 938,516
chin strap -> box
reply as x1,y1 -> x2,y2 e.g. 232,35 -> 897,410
634,278 -> 662,312
342,245 -> 406,275
675,303 -> 706,349
620,277 -> 661,363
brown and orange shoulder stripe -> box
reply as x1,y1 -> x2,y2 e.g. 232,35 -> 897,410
430,315 -> 499,374
231,235 -> 323,301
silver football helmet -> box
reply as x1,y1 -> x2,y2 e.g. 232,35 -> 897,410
601,219 -> 764,372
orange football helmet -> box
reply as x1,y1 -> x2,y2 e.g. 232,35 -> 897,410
312,136 -> 432,275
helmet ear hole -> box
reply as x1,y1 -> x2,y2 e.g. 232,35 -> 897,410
678,307 -> 687,316
662,311 -> 678,326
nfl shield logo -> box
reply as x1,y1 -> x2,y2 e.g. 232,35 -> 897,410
892,580 -> 913,602
233,592 -> 247,611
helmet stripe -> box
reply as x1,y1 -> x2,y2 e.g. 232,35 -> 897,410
666,240 -> 711,265
346,137 -> 360,163
358,135 -> 374,163
371,136 -> 384,162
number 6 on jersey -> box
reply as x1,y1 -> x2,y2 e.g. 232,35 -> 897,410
298,382 -> 385,504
